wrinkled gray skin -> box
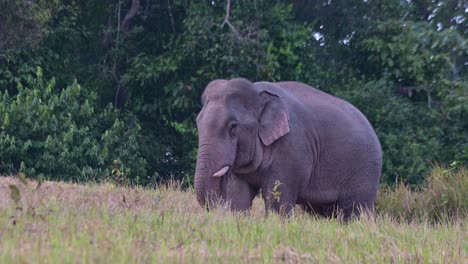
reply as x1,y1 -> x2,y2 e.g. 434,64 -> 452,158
194,78 -> 382,219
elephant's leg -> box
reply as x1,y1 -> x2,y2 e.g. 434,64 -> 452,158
304,203 -> 337,218
337,191 -> 376,220
302,203 -> 321,216
224,174 -> 258,212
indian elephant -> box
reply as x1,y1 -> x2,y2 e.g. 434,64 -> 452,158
194,78 -> 382,219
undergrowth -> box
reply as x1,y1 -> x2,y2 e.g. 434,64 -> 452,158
376,165 -> 467,222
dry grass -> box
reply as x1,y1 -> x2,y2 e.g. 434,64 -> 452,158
376,165 -> 468,222
0,174 -> 466,263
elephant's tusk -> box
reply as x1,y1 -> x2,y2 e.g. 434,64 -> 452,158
213,166 -> 229,177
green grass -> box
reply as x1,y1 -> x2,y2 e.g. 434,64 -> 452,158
0,168 -> 466,263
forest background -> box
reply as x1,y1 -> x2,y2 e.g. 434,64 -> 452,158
0,0 -> 466,187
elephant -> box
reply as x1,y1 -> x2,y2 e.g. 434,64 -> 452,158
194,78 -> 382,219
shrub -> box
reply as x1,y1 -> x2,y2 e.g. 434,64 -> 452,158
0,68 -> 147,183
376,164 -> 467,222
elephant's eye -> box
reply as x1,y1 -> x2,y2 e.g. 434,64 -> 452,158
229,123 -> 238,137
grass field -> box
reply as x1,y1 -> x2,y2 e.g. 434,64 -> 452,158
0,173 -> 466,263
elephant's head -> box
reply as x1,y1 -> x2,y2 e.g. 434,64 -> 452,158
194,78 -> 290,210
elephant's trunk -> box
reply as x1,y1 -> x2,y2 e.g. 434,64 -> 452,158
194,167 -> 207,206
194,144 -> 222,208
194,140 -> 235,209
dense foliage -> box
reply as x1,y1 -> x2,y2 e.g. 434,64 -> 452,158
0,0 -> 466,186
0,67 -> 146,183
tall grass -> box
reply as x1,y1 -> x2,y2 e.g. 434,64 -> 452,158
376,165 -> 467,222
0,166 -> 466,263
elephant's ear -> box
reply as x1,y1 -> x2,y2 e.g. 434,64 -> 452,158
258,90 -> 290,146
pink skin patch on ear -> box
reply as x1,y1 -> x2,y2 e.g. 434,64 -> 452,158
213,166 -> 229,177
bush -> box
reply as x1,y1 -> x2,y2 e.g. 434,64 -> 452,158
0,68 -> 147,183
376,164 -> 467,222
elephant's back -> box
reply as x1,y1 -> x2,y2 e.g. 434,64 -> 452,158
256,81 -> 379,139
273,80 -> 382,161
273,81 -> 351,111
273,81 -> 370,127
273,81 -> 328,98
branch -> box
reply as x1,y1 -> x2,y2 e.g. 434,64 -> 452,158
113,0 -> 122,107
116,0 -> 121,49
121,0 -> 140,31
144,0 -> 151,16
101,15 -> 113,48
167,0 -> 176,34
220,0 -> 241,38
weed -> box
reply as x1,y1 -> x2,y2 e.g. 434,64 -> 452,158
270,180 -> 282,203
